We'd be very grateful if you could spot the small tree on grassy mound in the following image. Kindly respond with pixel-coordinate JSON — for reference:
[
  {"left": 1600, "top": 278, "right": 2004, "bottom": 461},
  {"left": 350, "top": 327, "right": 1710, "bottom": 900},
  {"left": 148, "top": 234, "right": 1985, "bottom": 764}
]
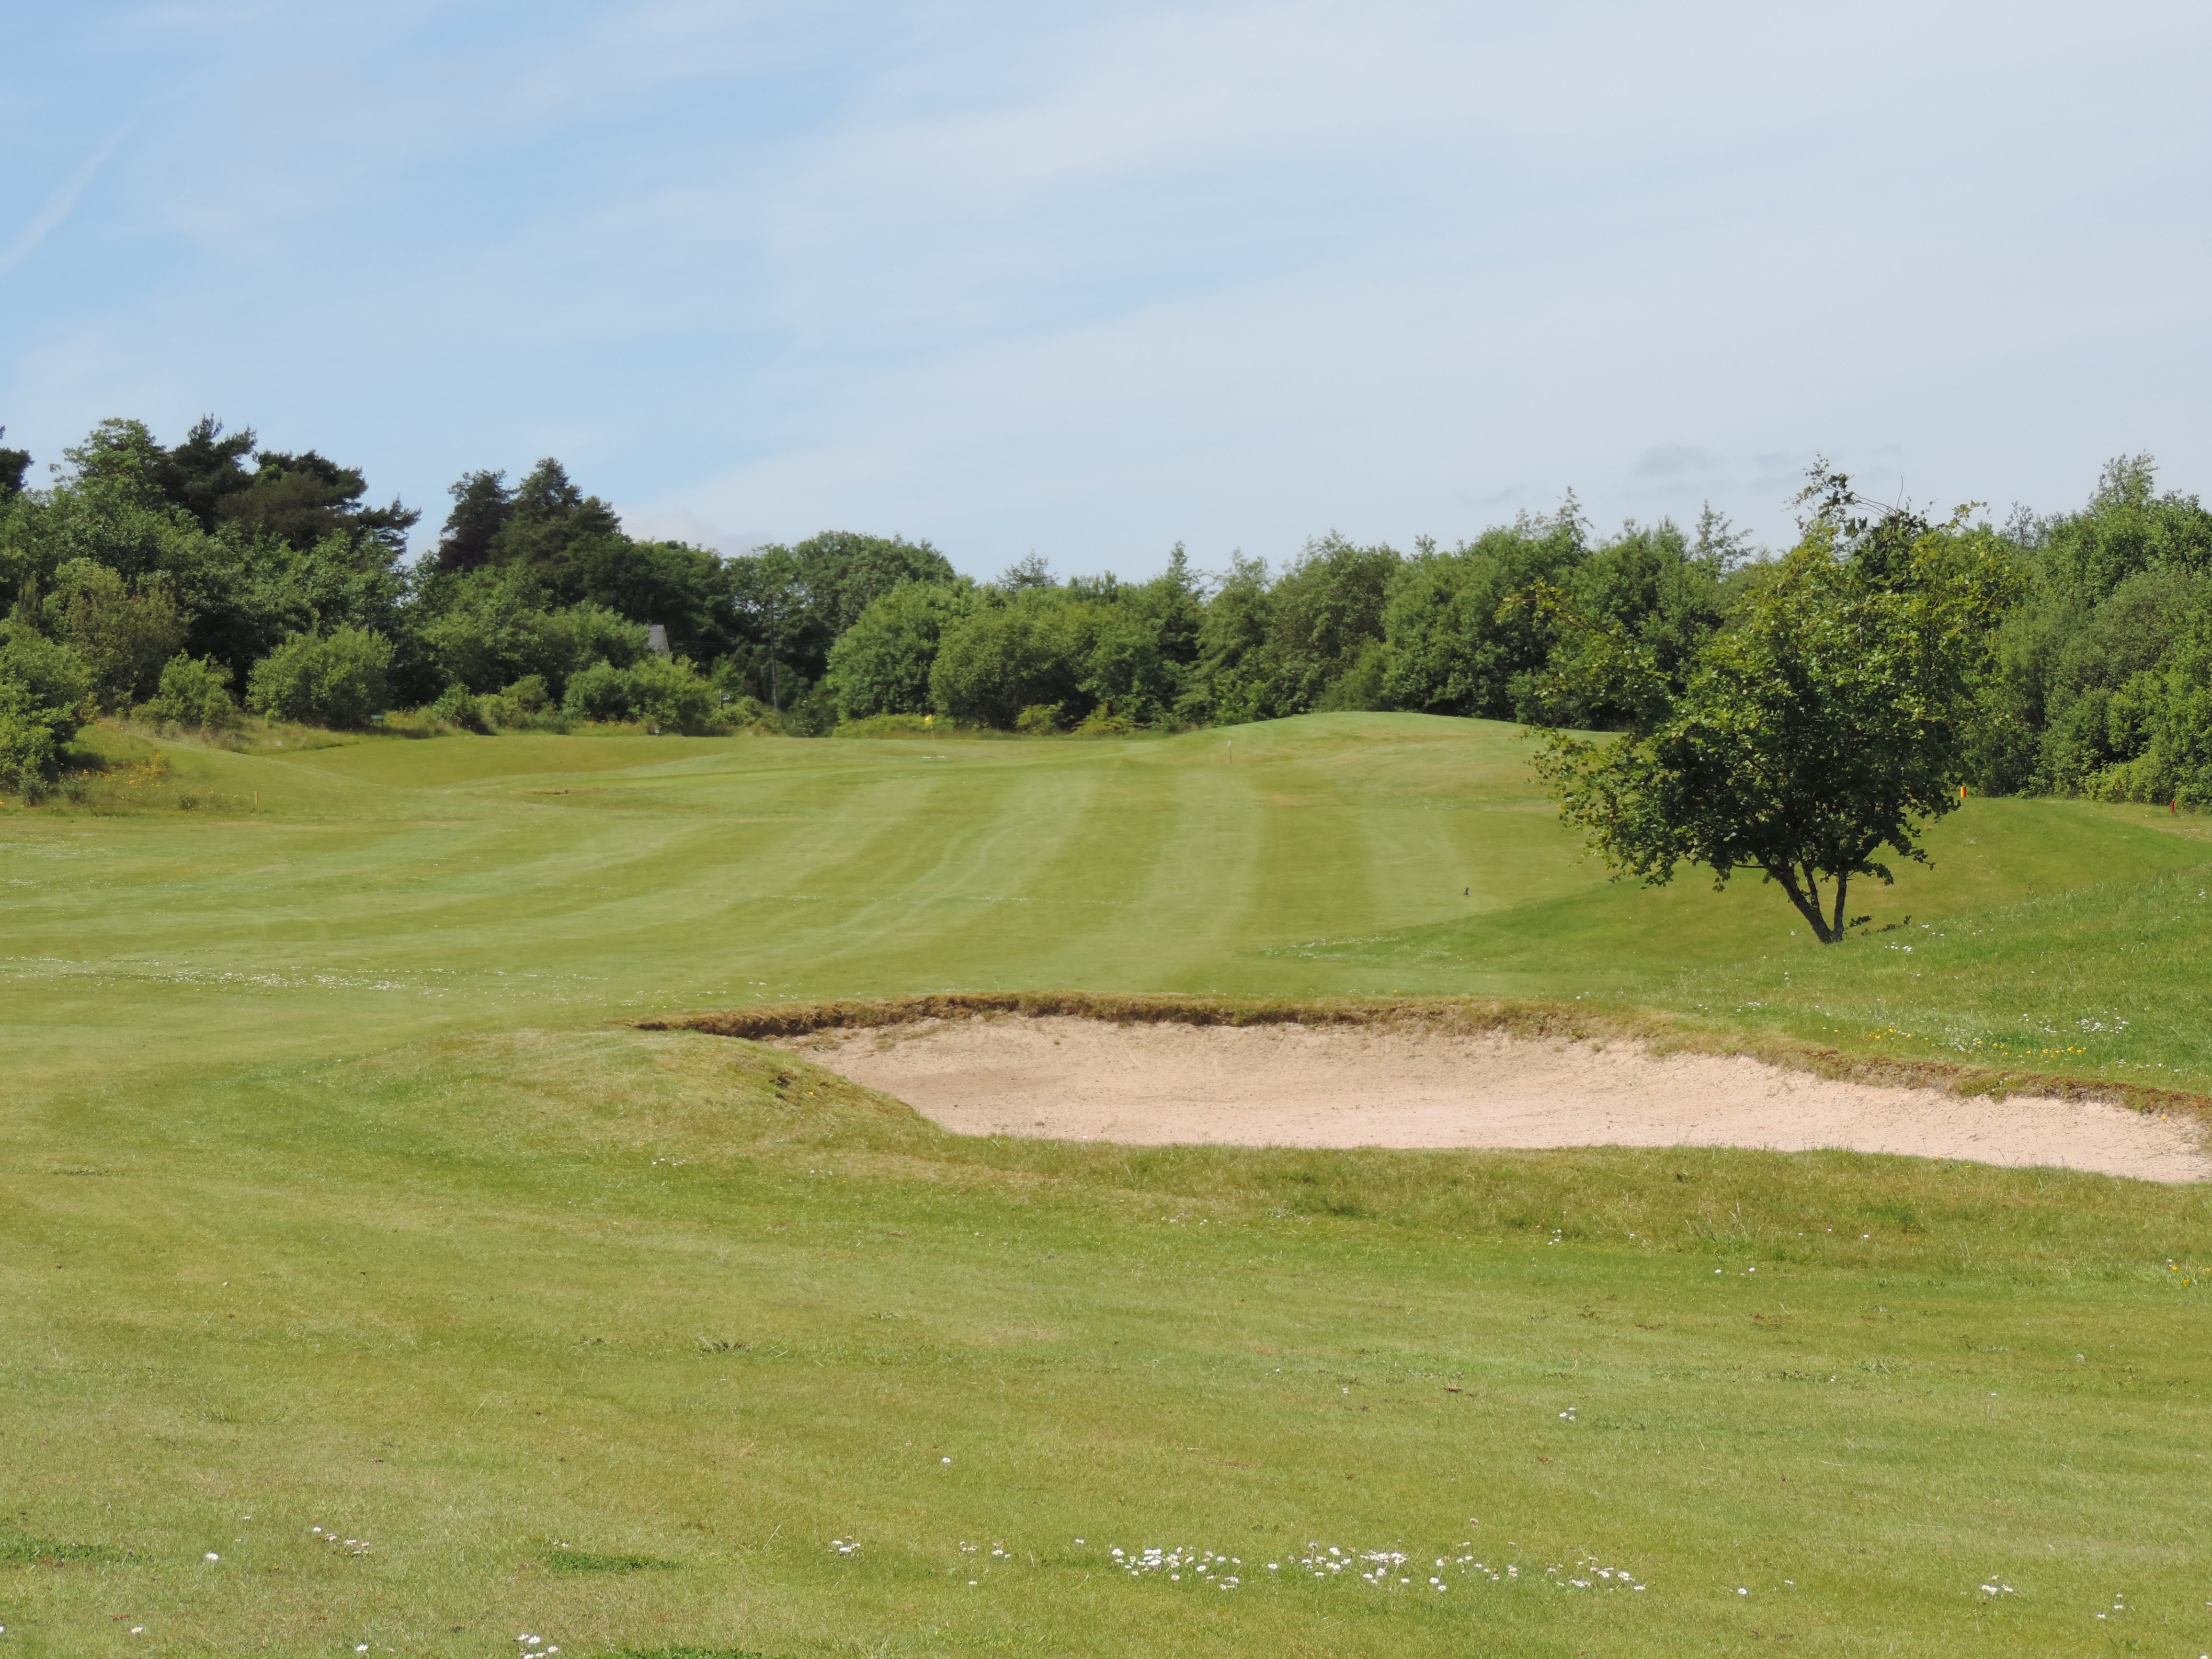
[{"left": 1532, "top": 472, "right": 2023, "bottom": 942}]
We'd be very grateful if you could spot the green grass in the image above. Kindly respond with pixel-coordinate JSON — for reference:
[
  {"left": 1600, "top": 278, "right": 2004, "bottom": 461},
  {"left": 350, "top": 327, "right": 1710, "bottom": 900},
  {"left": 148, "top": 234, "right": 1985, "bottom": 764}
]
[{"left": 2, "top": 714, "right": 2209, "bottom": 1656}]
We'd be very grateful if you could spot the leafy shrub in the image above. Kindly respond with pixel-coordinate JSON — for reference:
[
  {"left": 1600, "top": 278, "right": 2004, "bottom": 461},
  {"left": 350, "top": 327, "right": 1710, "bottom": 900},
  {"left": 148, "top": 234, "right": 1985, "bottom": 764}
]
[
  {"left": 0, "top": 625, "right": 92, "bottom": 797},
  {"left": 245, "top": 626, "right": 393, "bottom": 727},
  {"left": 474, "top": 674, "right": 558, "bottom": 730},
  {"left": 562, "top": 659, "right": 634, "bottom": 722},
  {"left": 0, "top": 624, "right": 94, "bottom": 718},
  {"left": 560, "top": 656, "right": 720, "bottom": 732},
  {"left": 556, "top": 604, "right": 650, "bottom": 675},
  {"left": 1072, "top": 704, "right": 1137, "bottom": 736},
  {"left": 502, "top": 673, "right": 550, "bottom": 713},
  {"left": 0, "top": 682, "right": 62, "bottom": 797},
  {"left": 429, "top": 683, "right": 490, "bottom": 732},
  {"left": 626, "top": 654, "right": 718, "bottom": 733},
  {"left": 832, "top": 711, "right": 950, "bottom": 738},
  {"left": 140, "top": 653, "right": 241, "bottom": 730},
  {"left": 0, "top": 628, "right": 94, "bottom": 800},
  {"left": 1015, "top": 702, "right": 1063, "bottom": 734}
]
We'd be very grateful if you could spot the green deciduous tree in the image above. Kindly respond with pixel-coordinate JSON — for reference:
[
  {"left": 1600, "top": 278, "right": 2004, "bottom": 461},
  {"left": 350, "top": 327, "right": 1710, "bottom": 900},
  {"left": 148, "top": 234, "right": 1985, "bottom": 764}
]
[
  {"left": 1257, "top": 534, "right": 1398, "bottom": 714},
  {"left": 418, "top": 566, "right": 646, "bottom": 698},
  {"left": 1178, "top": 555, "right": 1273, "bottom": 726},
  {"left": 0, "top": 428, "right": 30, "bottom": 506},
  {"left": 422, "top": 457, "right": 735, "bottom": 658},
  {"left": 929, "top": 592, "right": 1095, "bottom": 729},
  {"left": 42, "top": 558, "right": 188, "bottom": 709},
  {"left": 1533, "top": 481, "right": 2022, "bottom": 942},
  {"left": 728, "top": 532, "right": 957, "bottom": 706},
  {"left": 824, "top": 580, "right": 979, "bottom": 719},
  {"left": 2036, "top": 454, "right": 2212, "bottom": 603},
  {"left": 1381, "top": 511, "right": 1584, "bottom": 717}
]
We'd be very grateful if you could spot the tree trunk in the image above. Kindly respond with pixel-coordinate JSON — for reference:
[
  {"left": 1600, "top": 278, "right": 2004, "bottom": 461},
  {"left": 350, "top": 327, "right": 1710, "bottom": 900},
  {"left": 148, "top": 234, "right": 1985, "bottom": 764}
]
[{"left": 1767, "top": 861, "right": 1836, "bottom": 943}]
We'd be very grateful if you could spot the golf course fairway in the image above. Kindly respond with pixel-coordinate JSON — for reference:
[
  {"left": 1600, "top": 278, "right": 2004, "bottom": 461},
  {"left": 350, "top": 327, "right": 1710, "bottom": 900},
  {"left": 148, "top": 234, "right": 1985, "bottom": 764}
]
[{"left": 3, "top": 713, "right": 2209, "bottom": 1657}]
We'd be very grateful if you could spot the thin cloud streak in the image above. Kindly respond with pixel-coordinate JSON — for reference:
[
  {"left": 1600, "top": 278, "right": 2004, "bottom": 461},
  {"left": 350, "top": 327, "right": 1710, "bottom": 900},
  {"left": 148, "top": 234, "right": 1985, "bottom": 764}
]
[{"left": 0, "top": 126, "right": 131, "bottom": 278}]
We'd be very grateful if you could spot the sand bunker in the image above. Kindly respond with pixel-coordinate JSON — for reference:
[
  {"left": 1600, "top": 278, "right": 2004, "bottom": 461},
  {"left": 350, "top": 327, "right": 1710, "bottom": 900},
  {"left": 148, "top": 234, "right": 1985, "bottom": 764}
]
[{"left": 780, "top": 1015, "right": 2210, "bottom": 1183}]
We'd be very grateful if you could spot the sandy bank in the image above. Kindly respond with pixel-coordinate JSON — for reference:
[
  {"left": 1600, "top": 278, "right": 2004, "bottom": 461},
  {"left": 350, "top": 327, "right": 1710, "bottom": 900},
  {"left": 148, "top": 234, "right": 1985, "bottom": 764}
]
[{"left": 777, "top": 1015, "right": 2209, "bottom": 1183}]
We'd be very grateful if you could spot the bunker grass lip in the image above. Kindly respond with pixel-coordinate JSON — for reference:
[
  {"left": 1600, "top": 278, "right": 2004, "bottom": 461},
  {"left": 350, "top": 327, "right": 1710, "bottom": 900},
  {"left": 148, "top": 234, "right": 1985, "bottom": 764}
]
[{"left": 641, "top": 990, "right": 2212, "bottom": 1133}]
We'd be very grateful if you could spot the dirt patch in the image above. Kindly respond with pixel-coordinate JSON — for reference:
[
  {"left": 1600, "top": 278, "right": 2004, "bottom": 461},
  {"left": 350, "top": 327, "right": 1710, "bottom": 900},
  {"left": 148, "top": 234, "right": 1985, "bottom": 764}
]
[{"left": 777, "top": 1015, "right": 2211, "bottom": 1183}]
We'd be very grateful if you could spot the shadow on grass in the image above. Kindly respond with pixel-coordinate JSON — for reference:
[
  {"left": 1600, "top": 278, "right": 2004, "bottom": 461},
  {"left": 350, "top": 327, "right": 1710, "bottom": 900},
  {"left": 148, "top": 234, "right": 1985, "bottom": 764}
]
[
  {"left": 545, "top": 1547, "right": 683, "bottom": 1575},
  {"left": 0, "top": 1535, "right": 120, "bottom": 1565}
]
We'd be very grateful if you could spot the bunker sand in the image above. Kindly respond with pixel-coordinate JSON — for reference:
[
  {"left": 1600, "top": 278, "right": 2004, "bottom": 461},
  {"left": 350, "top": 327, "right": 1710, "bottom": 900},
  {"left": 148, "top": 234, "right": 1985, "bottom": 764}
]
[{"left": 784, "top": 1015, "right": 2211, "bottom": 1183}]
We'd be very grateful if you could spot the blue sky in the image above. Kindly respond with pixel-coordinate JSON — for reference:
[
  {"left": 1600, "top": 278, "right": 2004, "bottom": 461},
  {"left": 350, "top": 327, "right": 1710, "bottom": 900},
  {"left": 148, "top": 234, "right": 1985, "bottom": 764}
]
[{"left": 3, "top": 2, "right": 2208, "bottom": 577}]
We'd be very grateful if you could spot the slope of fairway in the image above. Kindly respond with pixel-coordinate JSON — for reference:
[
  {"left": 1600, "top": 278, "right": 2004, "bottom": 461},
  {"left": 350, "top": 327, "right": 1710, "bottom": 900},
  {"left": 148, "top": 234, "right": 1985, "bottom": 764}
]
[
  {"left": 5, "top": 715, "right": 2212, "bottom": 1657},
  {"left": 6, "top": 715, "right": 2208, "bottom": 1093}
]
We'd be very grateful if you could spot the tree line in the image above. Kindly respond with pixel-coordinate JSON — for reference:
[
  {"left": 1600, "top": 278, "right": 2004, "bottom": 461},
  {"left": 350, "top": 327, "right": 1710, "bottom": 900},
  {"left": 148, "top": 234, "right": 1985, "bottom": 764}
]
[{"left": 1, "top": 416, "right": 2208, "bottom": 817}]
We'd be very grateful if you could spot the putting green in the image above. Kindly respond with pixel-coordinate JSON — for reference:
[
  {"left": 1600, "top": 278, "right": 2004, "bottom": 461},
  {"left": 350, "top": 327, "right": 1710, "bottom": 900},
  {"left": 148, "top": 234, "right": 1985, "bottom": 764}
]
[{"left": 2, "top": 716, "right": 2209, "bottom": 1657}]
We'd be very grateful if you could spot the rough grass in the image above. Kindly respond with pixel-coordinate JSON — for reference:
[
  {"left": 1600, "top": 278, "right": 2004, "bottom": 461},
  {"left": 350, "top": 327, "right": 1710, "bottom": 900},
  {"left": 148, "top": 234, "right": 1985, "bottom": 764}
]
[{"left": 3, "top": 1027, "right": 2208, "bottom": 1658}]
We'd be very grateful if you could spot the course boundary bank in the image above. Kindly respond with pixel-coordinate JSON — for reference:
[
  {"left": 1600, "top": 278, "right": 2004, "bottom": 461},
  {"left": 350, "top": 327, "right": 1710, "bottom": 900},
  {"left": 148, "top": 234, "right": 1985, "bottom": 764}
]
[{"left": 639, "top": 992, "right": 2211, "bottom": 1124}]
